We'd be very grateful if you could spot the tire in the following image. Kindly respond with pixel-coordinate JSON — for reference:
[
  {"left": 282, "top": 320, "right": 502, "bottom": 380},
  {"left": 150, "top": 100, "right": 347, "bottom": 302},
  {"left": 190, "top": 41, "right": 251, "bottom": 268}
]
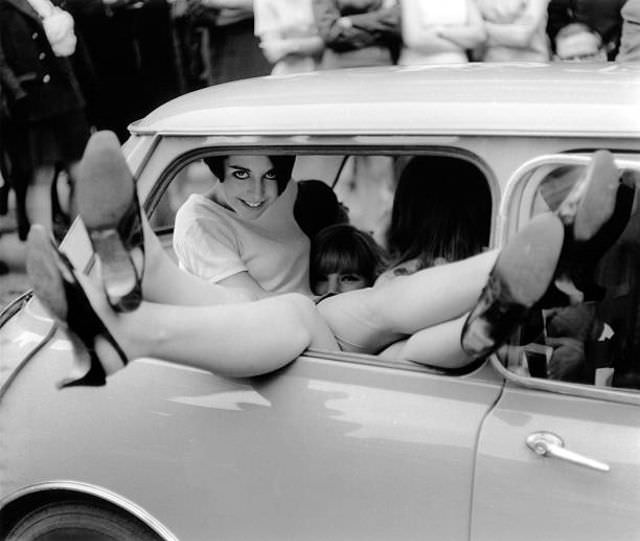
[{"left": 5, "top": 499, "right": 163, "bottom": 541}]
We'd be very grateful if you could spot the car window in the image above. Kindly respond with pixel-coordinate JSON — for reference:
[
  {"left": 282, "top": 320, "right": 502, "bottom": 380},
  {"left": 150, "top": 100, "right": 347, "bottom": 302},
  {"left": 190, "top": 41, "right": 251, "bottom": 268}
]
[
  {"left": 149, "top": 149, "right": 494, "bottom": 368},
  {"left": 503, "top": 160, "right": 640, "bottom": 393}
]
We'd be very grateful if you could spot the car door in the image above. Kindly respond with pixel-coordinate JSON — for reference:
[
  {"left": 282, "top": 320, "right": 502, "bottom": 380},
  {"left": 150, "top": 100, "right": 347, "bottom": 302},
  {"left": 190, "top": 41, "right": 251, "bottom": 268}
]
[{"left": 471, "top": 153, "right": 640, "bottom": 541}]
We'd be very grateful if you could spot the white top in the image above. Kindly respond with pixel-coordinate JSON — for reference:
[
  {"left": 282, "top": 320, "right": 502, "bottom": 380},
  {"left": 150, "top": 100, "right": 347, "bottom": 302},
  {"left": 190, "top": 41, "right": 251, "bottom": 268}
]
[
  {"left": 173, "top": 180, "right": 312, "bottom": 296},
  {"left": 400, "top": 0, "right": 470, "bottom": 64}
]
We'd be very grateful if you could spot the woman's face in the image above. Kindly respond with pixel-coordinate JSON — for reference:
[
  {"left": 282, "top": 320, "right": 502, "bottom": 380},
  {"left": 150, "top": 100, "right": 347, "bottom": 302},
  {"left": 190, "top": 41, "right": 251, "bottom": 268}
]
[
  {"left": 313, "top": 272, "right": 368, "bottom": 296},
  {"left": 220, "top": 155, "right": 280, "bottom": 220}
]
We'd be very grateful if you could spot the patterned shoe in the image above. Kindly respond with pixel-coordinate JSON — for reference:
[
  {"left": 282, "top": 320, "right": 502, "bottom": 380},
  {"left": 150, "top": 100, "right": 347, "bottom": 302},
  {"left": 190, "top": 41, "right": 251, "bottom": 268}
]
[
  {"left": 461, "top": 214, "right": 564, "bottom": 359},
  {"left": 27, "top": 225, "right": 129, "bottom": 388}
]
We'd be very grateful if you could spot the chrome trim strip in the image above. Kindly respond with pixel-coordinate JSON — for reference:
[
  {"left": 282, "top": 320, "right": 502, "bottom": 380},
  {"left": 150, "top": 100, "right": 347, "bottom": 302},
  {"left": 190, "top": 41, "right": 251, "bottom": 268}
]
[
  {"left": 490, "top": 355, "right": 640, "bottom": 406},
  {"left": 0, "top": 320, "right": 56, "bottom": 402},
  {"left": 498, "top": 153, "right": 640, "bottom": 246},
  {"left": 0, "top": 481, "right": 180, "bottom": 541}
]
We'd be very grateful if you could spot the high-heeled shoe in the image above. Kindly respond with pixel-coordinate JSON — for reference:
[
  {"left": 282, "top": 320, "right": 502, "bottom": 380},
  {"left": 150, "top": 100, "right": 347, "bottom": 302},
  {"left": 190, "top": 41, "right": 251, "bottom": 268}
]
[
  {"left": 26, "top": 225, "right": 129, "bottom": 388},
  {"left": 77, "top": 131, "right": 145, "bottom": 313},
  {"left": 461, "top": 151, "right": 636, "bottom": 359}
]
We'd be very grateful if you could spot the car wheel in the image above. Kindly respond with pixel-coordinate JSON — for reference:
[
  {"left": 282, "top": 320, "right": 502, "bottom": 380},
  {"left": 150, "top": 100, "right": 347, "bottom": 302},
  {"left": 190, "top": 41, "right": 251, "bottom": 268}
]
[{"left": 5, "top": 499, "right": 163, "bottom": 541}]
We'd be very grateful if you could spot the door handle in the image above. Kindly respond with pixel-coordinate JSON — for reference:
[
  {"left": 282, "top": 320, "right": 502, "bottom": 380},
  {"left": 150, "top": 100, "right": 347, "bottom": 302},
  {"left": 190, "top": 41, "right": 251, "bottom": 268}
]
[{"left": 526, "top": 432, "right": 610, "bottom": 472}]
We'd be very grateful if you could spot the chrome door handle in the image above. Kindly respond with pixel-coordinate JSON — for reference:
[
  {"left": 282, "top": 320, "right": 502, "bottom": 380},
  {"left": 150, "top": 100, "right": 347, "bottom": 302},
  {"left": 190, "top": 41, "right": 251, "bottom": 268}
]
[{"left": 526, "top": 432, "right": 610, "bottom": 472}]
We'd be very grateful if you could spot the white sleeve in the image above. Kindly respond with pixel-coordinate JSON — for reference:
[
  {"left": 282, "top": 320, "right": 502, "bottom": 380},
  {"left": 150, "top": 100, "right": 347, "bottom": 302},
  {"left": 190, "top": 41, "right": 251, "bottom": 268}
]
[{"left": 173, "top": 209, "right": 247, "bottom": 283}]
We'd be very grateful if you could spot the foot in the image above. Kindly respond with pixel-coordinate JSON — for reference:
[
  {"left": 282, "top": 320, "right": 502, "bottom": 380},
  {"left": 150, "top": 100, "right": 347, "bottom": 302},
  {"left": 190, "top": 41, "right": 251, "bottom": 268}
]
[
  {"left": 555, "top": 150, "right": 635, "bottom": 298},
  {"left": 77, "top": 131, "right": 145, "bottom": 312},
  {"left": 26, "top": 225, "right": 133, "bottom": 386},
  {"left": 461, "top": 214, "right": 564, "bottom": 359}
]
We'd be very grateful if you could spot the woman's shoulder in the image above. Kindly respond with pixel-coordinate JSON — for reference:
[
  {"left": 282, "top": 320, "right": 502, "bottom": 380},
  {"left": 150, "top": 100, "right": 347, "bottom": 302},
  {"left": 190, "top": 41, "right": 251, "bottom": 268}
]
[{"left": 175, "top": 193, "right": 236, "bottom": 231}]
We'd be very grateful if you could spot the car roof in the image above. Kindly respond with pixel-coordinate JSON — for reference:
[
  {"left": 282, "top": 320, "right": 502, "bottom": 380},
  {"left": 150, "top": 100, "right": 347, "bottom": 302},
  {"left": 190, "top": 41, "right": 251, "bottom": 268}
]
[{"left": 132, "top": 63, "right": 640, "bottom": 138}]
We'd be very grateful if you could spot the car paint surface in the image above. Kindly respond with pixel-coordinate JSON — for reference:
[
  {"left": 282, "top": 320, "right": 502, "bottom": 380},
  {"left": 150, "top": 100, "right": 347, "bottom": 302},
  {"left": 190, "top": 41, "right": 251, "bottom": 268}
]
[{"left": 1, "top": 64, "right": 640, "bottom": 540}]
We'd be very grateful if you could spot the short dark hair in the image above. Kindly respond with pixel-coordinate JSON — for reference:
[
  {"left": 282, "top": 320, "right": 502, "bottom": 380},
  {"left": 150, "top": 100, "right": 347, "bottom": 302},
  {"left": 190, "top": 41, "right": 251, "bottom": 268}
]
[
  {"left": 294, "top": 179, "right": 349, "bottom": 239},
  {"left": 310, "top": 224, "right": 386, "bottom": 291},
  {"left": 203, "top": 155, "right": 296, "bottom": 194}
]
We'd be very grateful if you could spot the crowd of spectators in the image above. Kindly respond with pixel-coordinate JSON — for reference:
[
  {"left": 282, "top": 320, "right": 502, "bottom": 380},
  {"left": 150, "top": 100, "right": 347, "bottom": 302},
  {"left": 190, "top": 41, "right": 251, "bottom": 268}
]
[{"left": 0, "top": 0, "right": 639, "bottom": 274}]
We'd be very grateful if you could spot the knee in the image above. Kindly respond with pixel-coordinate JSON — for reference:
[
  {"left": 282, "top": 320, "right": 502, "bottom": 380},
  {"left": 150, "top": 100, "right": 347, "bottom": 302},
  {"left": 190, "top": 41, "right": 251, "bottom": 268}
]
[{"left": 279, "top": 293, "right": 321, "bottom": 344}]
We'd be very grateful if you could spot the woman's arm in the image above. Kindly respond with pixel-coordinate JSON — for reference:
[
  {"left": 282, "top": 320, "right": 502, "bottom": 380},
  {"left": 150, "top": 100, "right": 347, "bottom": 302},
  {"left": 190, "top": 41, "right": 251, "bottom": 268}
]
[
  {"left": 216, "top": 271, "right": 273, "bottom": 301},
  {"left": 200, "top": 0, "right": 253, "bottom": 9},
  {"left": 313, "top": 0, "right": 399, "bottom": 51},
  {"left": 259, "top": 33, "right": 324, "bottom": 63},
  {"left": 436, "top": 0, "right": 487, "bottom": 50},
  {"left": 401, "top": 0, "right": 465, "bottom": 52},
  {"left": 484, "top": 0, "right": 549, "bottom": 48}
]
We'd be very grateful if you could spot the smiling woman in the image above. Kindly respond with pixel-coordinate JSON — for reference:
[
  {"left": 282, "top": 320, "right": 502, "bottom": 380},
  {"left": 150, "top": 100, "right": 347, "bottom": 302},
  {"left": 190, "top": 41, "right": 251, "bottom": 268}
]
[{"left": 172, "top": 154, "right": 312, "bottom": 299}]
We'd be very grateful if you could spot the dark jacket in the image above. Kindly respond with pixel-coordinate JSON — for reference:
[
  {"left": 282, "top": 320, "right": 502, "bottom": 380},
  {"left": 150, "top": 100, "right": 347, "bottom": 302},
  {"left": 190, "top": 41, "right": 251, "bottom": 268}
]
[
  {"left": 313, "top": 0, "right": 400, "bottom": 52},
  {"left": 0, "top": 0, "right": 85, "bottom": 122}
]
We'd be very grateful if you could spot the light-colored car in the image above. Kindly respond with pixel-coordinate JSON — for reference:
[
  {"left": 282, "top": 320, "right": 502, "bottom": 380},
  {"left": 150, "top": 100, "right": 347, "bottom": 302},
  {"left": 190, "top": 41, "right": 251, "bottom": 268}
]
[{"left": 1, "top": 64, "right": 640, "bottom": 541}]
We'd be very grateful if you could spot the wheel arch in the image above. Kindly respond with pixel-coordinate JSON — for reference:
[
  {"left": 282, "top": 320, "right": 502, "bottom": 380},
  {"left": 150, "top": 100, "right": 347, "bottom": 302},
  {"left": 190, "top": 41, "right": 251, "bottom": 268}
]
[{"left": 0, "top": 481, "right": 179, "bottom": 541}]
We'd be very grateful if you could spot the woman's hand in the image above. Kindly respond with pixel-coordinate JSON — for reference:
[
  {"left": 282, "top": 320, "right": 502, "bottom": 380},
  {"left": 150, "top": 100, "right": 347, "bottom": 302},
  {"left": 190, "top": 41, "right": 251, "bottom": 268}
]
[{"left": 259, "top": 38, "right": 292, "bottom": 64}]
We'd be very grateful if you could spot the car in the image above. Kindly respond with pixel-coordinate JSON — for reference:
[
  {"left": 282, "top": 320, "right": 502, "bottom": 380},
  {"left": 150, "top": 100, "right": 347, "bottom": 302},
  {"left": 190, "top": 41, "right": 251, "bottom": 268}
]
[{"left": 1, "top": 63, "right": 640, "bottom": 541}]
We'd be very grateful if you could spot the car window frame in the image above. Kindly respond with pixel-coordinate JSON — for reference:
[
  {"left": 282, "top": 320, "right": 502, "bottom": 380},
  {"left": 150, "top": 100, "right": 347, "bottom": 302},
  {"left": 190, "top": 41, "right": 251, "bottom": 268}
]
[
  {"left": 496, "top": 151, "right": 640, "bottom": 406},
  {"left": 139, "top": 136, "right": 500, "bottom": 377}
]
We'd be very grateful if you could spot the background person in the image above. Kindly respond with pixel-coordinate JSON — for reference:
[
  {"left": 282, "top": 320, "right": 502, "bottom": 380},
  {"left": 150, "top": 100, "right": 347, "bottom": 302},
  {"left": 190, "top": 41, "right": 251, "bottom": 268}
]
[
  {"left": 0, "top": 0, "right": 91, "bottom": 241},
  {"left": 398, "top": 0, "right": 486, "bottom": 65},
  {"left": 254, "top": 0, "right": 325, "bottom": 74},
  {"left": 476, "top": 0, "right": 551, "bottom": 61},
  {"left": 552, "top": 22, "right": 608, "bottom": 61},
  {"left": 547, "top": 0, "right": 624, "bottom": 60},
  {"left": 617, "top": 0, "right": 640, "bottom": 62}
]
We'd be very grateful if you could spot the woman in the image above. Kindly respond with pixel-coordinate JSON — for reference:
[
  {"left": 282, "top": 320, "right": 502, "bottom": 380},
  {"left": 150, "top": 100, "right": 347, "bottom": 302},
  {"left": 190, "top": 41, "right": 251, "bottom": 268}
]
[
  {"left": 476, "top": 0, "right": 551, "bottom": 61},
  {"left": 313, "top": 0, "right": 401, "bottom": 69},
  {"left": 173, "top": 154, "right": 312, "bottom": 299},
  {"left": 254, "top": 0, "right": 325, "bottom": 74},
  {"left": 26, "top": 132, "right": 635, "bottom": 387},
  {"left": 399, "top": 0, "right": 486, "bottom": 65},
  {"left": 0, "top": 0, "right": 91, "bottom": 240},
  {"left": 310, "top": 223, "right": 386, "bottom": 297}
]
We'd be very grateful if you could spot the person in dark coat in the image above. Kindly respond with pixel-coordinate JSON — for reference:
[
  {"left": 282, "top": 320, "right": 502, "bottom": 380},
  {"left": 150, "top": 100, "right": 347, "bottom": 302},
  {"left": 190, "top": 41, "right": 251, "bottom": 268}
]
[{"left": 0, "top": 0, "right": 91, "bottom": 240}]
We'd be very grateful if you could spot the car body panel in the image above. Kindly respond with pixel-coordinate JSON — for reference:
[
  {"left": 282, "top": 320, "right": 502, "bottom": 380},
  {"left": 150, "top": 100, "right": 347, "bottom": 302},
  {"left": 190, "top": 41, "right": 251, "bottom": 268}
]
[
  {"left": 473, "top": 383, "right": 640, "bottom": 541},
  {"left": 1, "top": 301, "right": 502, "bottom": 539},
  {"left": 135, "top": 64, "right": 640, "bottom": 138}
]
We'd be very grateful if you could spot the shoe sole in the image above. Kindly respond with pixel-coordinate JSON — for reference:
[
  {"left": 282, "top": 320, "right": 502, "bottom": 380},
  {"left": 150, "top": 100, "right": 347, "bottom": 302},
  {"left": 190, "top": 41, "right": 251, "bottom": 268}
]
[
  {"left": 461, "top": 214, "right": 564, "bottom": 358},
  {"left": 77, "top": 131, "right": 142, "bottom": 311},
  {"left": 494, "top": 214, "right": 564, "bottom": 306},
  {"left": 573, "top": 150, "right": 620, "bottom": 242},
  {"left": 77, "top": 131, "right": 135, "bottom": 231}
]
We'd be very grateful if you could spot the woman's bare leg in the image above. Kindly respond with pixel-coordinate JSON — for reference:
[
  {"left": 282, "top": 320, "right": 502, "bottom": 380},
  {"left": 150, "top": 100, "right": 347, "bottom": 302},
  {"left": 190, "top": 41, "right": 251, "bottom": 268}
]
[
  {"left": 317, "top": 250, "right": 498, "bottom": 353},
  {"left": 93, "top": 292, "right": 339, "bottom": 378},
  {"left": 393, "top": 315, "right": 469, "bottom": 368},
  {"left": 28, "top": 225, "right": 339, "bottom": 380}
]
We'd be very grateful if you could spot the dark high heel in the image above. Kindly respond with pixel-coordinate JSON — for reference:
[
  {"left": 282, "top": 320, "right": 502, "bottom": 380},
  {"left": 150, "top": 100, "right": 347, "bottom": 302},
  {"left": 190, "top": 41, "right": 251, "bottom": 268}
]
[
  {"left": 26, "top": 225, "right": 129, "bottom": 388},
  {"left": 77, "top": 131, "right": 145, "bottom": 313},
  {"left": 461, "top": 214, "right": 564, "bottom": 359},
  {"left": 461, "top": 151, "right": 636, "bottom": 359}
]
